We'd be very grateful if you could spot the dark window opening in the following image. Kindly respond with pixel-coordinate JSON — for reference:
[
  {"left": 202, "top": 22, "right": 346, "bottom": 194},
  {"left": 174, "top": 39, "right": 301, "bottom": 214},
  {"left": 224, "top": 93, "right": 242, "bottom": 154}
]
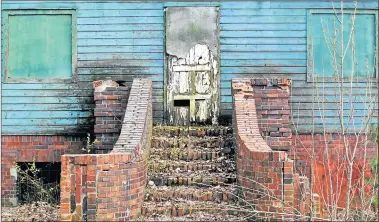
[
  {"left": 16, "top": 162, "right": 61, "bottom": 204},
  {"left": 174, "top": 99, "right": 190, "bottom": 107}
]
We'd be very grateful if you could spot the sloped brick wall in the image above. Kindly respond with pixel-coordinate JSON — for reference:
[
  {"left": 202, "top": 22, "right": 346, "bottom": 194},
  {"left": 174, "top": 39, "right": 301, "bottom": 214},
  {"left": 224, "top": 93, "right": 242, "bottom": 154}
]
[
  {"left": 232, "top": 79, "right": 320, "bottom": 220},
  {"left": 60, "top": 79, "right": 152, "bottom": 221},
  {"left": 232, "top": 78, "right": 292, "bottom": 151}
]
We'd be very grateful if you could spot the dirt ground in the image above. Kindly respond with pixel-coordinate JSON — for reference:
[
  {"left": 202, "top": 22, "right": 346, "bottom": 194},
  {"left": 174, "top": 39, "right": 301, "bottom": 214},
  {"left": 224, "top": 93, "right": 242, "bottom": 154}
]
[{"left": 1, "top": 202, "right": 59, "bottom": 221}]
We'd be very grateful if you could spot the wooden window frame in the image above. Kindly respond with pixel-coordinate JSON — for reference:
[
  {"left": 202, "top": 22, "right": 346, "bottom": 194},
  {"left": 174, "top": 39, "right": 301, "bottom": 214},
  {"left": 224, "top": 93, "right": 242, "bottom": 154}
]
[
  {"left": 2, "top": 9, "right": 77, "bottom": 83},
  {"left": 306, "top": 9, "right": 378, "bottom": 83}
]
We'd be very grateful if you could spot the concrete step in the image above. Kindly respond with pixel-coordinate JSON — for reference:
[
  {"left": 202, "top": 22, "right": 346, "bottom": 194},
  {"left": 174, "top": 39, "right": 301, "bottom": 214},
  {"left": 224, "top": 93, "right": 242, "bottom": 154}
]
[
  {"left": 151, "top": 136, "right": 232, "bottom": 150},
  {"left": 149, "top": 149, "right": 234, "bottom": 161},
  {"left": 140, "top": 201, "right": 245, "bottom": 218},
  {"left": 148, "top": 173, "right": 237, "bottom": 187},
  {"left": 144, "top": 186, "right": 239, "bottom": 203},
  {"left": 148, "top": 158, "right": 236, "bottom": 174},
  {"left": 153, "top": 126, "right": 233, "bottom": 138}
]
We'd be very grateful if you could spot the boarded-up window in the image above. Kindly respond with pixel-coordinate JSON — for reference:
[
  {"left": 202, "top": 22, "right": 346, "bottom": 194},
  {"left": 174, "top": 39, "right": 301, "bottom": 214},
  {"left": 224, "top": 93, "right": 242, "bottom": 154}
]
[
  {"left": 307, "top": 10, "right": 378, "bottom": 81},
  {"left": 4, "top": 10, "right": 77, "bottom": 82}
]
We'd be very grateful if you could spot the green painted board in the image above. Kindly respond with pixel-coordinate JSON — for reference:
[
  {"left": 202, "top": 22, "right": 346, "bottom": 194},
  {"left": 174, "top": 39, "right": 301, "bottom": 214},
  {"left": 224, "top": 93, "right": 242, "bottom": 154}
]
[
  {"left": 308, "top": 10, "right": 378, "bottom": 81},
  {"left": 4, "top": 10, "right": 77, "bottom": 82}
]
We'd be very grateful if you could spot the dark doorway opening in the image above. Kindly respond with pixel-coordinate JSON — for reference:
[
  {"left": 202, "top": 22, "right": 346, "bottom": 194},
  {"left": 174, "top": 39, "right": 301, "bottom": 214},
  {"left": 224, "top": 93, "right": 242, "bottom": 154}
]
[{"left": 16, "top": 162, "right": 61, "bottom": 204}]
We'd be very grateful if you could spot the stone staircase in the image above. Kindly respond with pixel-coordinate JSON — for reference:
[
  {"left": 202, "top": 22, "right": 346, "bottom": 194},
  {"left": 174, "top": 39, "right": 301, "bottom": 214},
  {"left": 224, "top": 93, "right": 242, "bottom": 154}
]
[{"left": 134, "top": 126, "right": 247, "bottom": 221}]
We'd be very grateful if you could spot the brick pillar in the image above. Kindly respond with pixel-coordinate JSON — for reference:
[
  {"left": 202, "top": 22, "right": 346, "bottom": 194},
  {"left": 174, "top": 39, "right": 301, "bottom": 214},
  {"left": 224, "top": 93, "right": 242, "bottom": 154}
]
[
  {"left": 251, "top": 78, "right": 292, "bottom": 151},
  {"left": 93, "top": 82, "right": 130, "bottom": 154},
  {"left": 1, "top": 149, "right": 18, "bottom": 206}
]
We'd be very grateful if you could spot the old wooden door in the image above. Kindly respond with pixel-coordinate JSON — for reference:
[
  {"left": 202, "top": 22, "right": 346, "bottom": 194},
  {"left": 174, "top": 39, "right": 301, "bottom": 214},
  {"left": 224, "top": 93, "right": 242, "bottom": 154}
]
[{"left": 165, "top": 7, "right": 220, "bottom": 126}]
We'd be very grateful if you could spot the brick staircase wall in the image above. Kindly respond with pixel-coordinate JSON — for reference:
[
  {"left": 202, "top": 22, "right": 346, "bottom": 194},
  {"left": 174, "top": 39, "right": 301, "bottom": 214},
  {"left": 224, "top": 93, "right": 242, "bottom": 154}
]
[
  {"left": 60, "top": 79, "right": 152, "bottom": 221},
  {"left": 232, "top": 78, "right": 321, "bottom": 220},
  {"left": 232, "top": 78, "right": 292, "bottom": 151}
]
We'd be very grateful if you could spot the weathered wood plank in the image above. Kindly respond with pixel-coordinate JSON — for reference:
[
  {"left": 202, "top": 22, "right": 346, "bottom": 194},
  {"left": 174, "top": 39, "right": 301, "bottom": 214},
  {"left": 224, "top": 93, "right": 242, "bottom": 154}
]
[
  {"left": 2, "top": 97, "right": 92, "bottom": 104},
  {"left": 221, "top": 45, "right": 306, "bottom": 52},
  {"left": 78, "top": 17, "right": 164, "bottom": 25},
  {"left": 220, "top": 9, "right": 306, "bottom": 16},
  {"left": 1, "top": 81, "right": 163, "bottom": 90},
  {"left": 221, "top": 87, "right": 377, "bottom": 96},
  {"left": 2, "top": 104, "right": 94, "bottom": 111},
  {"left": 78, "top": 31, "right": 164, "bottom": 39},
  {"left": 79, "top": 74, "right": 163, "bottom": 82},
  {"left": 220, "top": 16, "right": 306, "bottom": 24},
  {"left": 2, "top": 89, "right": 94, "bottom": 97},
  {"left": 78, "top": 38, "right": 163, "bottom": 46},
  {"left": 270, "top": 1, "right": 378, "bottom": 9},
  {"left": 78, "top": 24, "right": 163, "bottom": 31},
  {"left": 221, "top": 24, "right": 305, "bottom": 31},
  {"left": 220, "top": 2, "right": 270, "bottom": 9},
  {"left": 221, "top": 31, "right": 306, "bottom": 38},
  {"left": 221, "top": 73, "right": 306, "bottom": 81},
  {"left": 77, "top": 9, "right": 163, "bottom": 17},
  {"left": 220, "top": 38, "right": 306, "bottom": 45},
  {"left": 78, "top": 52, "right": 163, "bottom": 60},
  {"left": 78, "top": 67, "right": 163, "bottom": 75},
  {"left": 221, "top": 52, "right": 305, "bottom": 60},
  {"left": 2, "top": 118, "right": 92, "bottom": 126},
  {"left": 78, "top": 45, "right": 164, "bottom": 53},
  {"left": 2, "top": 111, "right": 92, "bottom": 119},
  {"left": 78, "top": 59, "right": 163, "bottom": 68},
  {"left": 221, "top": 59, "right": 306, "bottom": 67},
  {"left": 221, "top": 67, "right": 306, "bottom": 74},
  {"left": 221, "top": 95, "right": 376, "bottom": 103},
  {"left": 221, "top": 102, "right": 376, "bottom": 111}
]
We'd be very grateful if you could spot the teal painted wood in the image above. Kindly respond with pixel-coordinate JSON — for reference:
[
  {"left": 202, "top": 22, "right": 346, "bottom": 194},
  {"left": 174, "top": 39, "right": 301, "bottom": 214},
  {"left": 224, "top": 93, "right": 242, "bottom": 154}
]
[
  {"left": 2, "top": 118, "right": 91, "bottom": 126},
  {"left": 270, "top": 1, "right": 378, "bottom": 8},
  {"left": 78, "top": 39, "right": 163, "bottom": 46},
  {"left": 220, "top": 45, "right": 306, "bottom": 52},
  {"left": 78, "top": 31, "right": 164, "bottom": 39},
  {"left": 77, "top": 9, "right": 163, "bottom": 17},
  {"left": 220, "top": 31, "right": 306, "bottom": 38},
  {"left": 221, "top": 52, "right": 306, "bottom": 60},
  {"left": 221, "top": 24, "right": 305, "bottom": 31},
  {"left": 2, "top": 111, "right": 92, "bottom": 119},
  {"left": 2, "top": 104, "right": 94, "bottom": 111},
  {"left": 1, "top": 0, "right": 378, "bottom": 135},
  {"left": 78, "top": 53, "right": 164, "bottom": 60},
  {"left": 78, "top": 24, "right": 164, "bottom": 31},
  {"left": 307, "top": 9, "right": 378, "bottom": 81},
  {"left": 221, "top": 60, "right": 306, "bottom": 67},
  {"left": 78, "top": 46, "right": 164, "bottom": 53},
  {"left": 220, "top": 16, "right": 306, "bottom": 23},
  {"left": 220, "top": 9, "right": 306, "bottom": 16},
  {"left": 220, "top": 38, "right": 306, "bottom": 45}
]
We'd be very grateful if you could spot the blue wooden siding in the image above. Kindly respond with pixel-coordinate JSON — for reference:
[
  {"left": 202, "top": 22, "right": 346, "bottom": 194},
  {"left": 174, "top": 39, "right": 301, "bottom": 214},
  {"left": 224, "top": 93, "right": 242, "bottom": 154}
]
[{"left": 1, "top": 1, "right": 378, "bottom": 134}]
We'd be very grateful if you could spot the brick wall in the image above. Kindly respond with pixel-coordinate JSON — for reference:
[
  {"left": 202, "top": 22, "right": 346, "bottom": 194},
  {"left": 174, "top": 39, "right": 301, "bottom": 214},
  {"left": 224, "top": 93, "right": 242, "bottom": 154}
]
[
  {"left": 1, "top": 136, "right": 85, "bottom": 206},
  {"left": 232, "top": 78, "right": 292, "bottom": 151},
  {"left": 232, "top": 79, "right": 320, "bottom": 220},
  {"left": 93, "top": 84, "right": 130, "bottom": 153},
  {"left": 60, "top": 79, "right": 152, "bottom": 221},
  {"left": 291, "top": 134, "right": 377, "bottom": 209}
]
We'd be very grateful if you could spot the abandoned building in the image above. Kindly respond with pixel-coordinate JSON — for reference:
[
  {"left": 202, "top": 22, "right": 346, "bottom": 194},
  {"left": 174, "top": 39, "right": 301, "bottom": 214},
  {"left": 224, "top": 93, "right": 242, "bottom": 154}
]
[{"left": 1, "top": 0, "right": 378, "bottom": 221}]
